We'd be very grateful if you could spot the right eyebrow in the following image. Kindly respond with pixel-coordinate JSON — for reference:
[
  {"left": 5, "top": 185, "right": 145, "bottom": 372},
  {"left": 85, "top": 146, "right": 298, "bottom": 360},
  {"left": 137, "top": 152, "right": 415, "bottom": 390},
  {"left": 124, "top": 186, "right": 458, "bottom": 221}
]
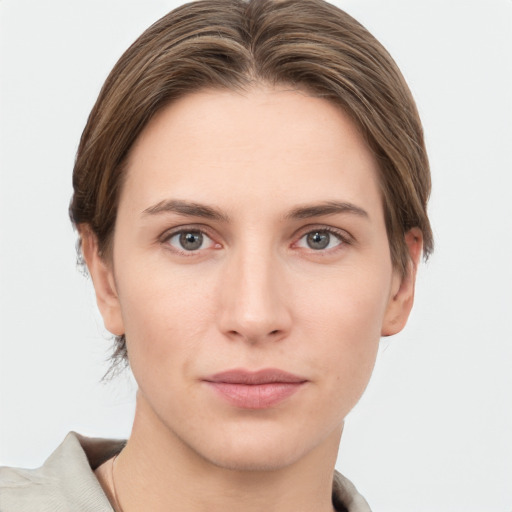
[{"left": 141, "top": 199, "right": 230, "bottom": 223}]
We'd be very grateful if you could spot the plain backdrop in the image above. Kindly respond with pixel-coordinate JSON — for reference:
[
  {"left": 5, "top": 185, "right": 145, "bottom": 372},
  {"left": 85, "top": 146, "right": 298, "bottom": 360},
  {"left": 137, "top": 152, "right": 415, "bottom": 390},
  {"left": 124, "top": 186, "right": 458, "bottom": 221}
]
[{"left": 0, "top": 1, "right": 511, "bottom": 511}]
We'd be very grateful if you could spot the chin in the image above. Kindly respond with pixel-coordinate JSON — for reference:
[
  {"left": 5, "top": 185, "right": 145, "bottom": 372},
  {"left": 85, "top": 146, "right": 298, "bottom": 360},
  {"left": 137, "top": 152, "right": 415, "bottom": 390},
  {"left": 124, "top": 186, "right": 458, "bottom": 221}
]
[
  {"left": 174, "top": 418, "right": 338, "bottom": 473},
  {"left": 194, "top": 437, "right": 306, "bottom": 472}
]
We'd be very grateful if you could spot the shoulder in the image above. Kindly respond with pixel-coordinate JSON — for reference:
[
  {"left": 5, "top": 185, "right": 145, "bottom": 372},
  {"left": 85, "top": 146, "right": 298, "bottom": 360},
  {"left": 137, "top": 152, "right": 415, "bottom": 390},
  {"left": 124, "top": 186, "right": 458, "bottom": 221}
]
[
  {"left": 0, "top": 432, "right": 124, "bottom": 512},
  {"left": 332, "top": 470, "right": 372, "bottom": 512}
]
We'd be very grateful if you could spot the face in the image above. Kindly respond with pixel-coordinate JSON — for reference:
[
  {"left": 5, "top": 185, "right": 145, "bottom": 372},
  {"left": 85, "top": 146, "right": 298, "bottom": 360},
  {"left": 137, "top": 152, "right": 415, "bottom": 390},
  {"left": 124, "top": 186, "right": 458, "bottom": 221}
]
[{"left": 85, "top": 86, "right": 419, "bottom": 471}]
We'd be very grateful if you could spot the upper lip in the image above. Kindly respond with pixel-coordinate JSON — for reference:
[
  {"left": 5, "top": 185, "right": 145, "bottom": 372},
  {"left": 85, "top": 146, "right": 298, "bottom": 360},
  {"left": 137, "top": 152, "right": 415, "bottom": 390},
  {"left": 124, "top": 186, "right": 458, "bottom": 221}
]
[{"left": 204, "top": 368, "right": 307, "bottom": 385}]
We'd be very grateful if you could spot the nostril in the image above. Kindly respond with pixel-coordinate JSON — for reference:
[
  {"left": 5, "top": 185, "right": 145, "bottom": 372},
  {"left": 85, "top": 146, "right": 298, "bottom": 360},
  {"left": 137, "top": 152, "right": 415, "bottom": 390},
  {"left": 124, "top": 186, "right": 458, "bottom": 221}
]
[{"left": 227, "top": 329, "right": 280, "bottom": 339}]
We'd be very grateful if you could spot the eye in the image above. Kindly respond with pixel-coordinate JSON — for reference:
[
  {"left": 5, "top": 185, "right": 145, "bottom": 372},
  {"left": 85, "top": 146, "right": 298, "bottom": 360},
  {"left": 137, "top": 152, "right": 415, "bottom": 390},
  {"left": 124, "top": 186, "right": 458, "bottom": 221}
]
[
  {"left": 296, "top": 229, "right": 345, "bottom": 251},
  {"left": 165, "top": 230, "right": 216, "bottom": 252}
]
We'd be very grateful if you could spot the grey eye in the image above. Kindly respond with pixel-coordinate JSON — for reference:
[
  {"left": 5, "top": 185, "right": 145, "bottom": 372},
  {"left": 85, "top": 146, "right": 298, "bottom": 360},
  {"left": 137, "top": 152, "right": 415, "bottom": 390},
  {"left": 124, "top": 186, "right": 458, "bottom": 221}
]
[
  {"left": 179, "top": 231, "right": 204, "bottom": 250},
  {"left": 166, "top": 230, "right": 215, "bottom": 252},
  {"left": 306, "top": 231, "right": 331, "bottom": 250},
  {"left": 296, "top": 229, "right": 343, "bottom": 251}
]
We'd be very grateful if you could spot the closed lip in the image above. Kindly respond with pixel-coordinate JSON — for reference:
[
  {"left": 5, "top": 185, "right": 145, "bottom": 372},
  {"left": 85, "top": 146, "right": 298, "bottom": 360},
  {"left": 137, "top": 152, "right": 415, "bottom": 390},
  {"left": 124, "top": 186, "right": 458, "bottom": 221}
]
[
  {"left": 203, "top": 368, "right": 308, "bottom": 409},
  {"left": 204, "top": 368, "right": 308, "bottom": 385}
]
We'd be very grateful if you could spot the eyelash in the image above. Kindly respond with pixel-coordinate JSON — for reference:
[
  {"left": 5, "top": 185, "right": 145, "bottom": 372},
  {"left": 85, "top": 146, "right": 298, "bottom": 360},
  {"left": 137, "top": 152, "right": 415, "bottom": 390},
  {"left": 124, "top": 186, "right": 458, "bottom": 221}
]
[
  {"left": 160, "top": 225, "right": 219, "bottom": 257},
  {"left": 159, "top": 225, "right": 352, "bottom": 256},
  {"left": 293, "top": 226, "right": 351, "bottom": 254}
]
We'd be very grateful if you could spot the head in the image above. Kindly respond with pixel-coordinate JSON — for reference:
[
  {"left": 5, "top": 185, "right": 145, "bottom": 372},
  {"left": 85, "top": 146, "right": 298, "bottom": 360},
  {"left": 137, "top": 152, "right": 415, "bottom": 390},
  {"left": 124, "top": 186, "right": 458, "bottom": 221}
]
[{"left": 70, "top": 0, "right": 432, "bottom": 470}]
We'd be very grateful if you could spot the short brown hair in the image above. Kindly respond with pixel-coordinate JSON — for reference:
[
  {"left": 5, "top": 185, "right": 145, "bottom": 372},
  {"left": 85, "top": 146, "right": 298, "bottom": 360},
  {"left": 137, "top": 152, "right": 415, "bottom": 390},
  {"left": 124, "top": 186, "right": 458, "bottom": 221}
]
[{"left": 70, "top": 0, "right": 433, "bottom": 370}]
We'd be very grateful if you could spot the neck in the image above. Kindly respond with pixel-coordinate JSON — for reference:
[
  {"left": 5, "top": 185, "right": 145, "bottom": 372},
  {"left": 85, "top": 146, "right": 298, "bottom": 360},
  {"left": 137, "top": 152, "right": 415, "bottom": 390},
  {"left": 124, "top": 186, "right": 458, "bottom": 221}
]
[{"left": 113, "top": 392, "right": 341, "bottom": 512}]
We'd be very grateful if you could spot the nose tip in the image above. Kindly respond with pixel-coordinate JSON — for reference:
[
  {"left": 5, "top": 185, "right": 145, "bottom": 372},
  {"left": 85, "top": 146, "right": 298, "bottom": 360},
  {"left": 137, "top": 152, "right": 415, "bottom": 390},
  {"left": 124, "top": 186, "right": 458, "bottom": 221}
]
[{"left": 217, "top": 255, "right": 292, "bottom": 344}]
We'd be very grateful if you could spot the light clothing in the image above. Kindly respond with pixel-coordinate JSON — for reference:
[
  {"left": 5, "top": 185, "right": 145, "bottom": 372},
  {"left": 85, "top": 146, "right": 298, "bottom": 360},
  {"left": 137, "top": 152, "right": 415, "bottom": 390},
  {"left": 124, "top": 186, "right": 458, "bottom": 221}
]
[{"left": 0, "top": 432, "right": 371, "bottom": 511}]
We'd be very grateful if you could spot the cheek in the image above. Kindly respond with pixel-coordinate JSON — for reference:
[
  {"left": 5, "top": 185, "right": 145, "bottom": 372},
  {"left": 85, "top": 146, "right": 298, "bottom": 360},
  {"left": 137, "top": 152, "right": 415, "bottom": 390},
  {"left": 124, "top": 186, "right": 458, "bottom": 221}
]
[
  {"left": 301, "top": 264, "right": 390, "bottom": 335},
  {"left": 114, "top": 260, "right": 218, "bottom": 379},
  {"left": 297, "top": 268, "right": 391, "bottom": 389}
]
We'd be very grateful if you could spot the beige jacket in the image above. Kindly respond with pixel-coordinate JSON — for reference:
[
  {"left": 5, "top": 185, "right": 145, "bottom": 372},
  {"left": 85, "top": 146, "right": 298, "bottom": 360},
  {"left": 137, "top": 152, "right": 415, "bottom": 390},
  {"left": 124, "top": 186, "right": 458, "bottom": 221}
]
[{"left": 0, "top": 432, "right": 371, "bottom": 512}]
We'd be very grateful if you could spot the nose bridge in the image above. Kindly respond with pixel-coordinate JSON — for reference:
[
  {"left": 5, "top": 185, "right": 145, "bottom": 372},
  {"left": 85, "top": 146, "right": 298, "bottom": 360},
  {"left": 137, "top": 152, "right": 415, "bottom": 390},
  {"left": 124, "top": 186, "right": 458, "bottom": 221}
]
[{"left": 218, "top": 237, "right": 291, "bottom": 343}]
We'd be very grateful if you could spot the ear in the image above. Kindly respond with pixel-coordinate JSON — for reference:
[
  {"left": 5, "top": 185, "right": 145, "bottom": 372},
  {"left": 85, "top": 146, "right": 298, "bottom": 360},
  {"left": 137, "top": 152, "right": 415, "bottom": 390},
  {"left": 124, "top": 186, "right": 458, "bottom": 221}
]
[
  {"left": 381, "top": 228, "right": 423, "bottom": 337},
  {"left": 80, "top": 226, "right": 125, "bottom": 336}
]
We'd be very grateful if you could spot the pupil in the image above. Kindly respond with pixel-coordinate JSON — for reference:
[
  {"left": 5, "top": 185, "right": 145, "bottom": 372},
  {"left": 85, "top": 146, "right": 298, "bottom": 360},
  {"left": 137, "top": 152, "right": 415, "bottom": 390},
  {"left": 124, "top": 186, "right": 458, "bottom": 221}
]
[
  {"left": 180, "top": 231, "right": 203, "bottom": 250},
  {"left": 307, "top": 231, "right": 329, "bottom": 250}
]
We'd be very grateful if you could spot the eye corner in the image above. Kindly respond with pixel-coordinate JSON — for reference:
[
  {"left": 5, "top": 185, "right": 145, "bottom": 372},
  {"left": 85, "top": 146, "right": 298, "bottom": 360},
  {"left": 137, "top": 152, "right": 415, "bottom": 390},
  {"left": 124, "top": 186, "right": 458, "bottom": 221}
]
[
  {"left": 159, "top": 225, "right": 221, "bottom": 256},
  {"left": 292, "top": 226, "right": 353, "bottom": 254}
]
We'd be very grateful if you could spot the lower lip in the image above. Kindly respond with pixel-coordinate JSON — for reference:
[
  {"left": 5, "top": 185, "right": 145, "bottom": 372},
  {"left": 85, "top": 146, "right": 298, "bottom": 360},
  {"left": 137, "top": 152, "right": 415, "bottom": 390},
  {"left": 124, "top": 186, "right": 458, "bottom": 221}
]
[{"left": 205, "top": 382, "right": 305, "bottom": 409}]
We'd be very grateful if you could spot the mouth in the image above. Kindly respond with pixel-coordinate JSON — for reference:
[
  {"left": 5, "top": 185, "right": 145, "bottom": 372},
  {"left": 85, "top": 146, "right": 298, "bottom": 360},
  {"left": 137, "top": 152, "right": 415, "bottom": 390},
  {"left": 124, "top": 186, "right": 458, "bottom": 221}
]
[{"left": 203, "top": 368, "right": 308, "bottom": 409}]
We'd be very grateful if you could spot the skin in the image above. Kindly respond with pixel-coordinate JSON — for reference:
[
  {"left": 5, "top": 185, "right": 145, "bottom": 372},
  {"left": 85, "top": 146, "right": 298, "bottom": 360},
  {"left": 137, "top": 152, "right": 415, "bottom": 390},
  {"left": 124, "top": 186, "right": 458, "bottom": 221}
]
[{"left": 86, "top": 86, "right": 422, "bottom": 512}]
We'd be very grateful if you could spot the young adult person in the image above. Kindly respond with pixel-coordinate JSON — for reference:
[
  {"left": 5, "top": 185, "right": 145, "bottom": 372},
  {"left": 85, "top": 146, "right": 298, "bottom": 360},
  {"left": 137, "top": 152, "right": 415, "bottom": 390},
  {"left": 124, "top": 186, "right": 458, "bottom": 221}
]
[{"left": 0, "top": 0, "right": 432, "bottom": 510}]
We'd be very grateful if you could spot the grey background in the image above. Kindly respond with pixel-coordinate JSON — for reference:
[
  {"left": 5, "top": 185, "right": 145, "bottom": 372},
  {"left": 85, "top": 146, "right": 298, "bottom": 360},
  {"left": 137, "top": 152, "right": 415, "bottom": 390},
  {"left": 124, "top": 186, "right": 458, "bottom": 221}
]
[{"left": 1, "top": 1, "right": 511, "bottom": 510}]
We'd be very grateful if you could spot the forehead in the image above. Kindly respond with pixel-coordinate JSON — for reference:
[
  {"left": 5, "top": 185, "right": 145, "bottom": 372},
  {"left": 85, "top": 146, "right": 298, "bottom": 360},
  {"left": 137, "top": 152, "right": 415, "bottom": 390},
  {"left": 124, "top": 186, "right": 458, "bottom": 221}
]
[{"left": 122, "top": 86, "right": 382, "bottom": 218}]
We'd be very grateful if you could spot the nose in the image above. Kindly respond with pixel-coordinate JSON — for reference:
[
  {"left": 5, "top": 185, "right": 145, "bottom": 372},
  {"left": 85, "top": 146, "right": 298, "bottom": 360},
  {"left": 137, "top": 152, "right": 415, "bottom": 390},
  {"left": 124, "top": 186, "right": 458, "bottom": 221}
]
[{"left": 217, "top": 243, "right": 292, "bottom": 344}]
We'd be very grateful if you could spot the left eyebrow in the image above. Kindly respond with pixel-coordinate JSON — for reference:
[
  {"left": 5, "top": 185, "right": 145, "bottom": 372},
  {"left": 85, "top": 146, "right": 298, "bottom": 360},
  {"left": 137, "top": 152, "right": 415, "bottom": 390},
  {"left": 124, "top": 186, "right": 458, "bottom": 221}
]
[{"left": 284, "top": 201, "right": 369, "bottom": 220}]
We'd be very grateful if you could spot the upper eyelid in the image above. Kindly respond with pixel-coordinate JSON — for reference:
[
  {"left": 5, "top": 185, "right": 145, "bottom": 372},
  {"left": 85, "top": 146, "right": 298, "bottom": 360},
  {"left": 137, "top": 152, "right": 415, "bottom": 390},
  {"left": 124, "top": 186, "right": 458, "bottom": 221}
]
[
  {"left": 159, "top": 223, "right": 217, "bottom": 241},
  {"left": 294, "top": 230, "right": 349, "bottom": 252},
  {"left": 293, "top": 224, "right": 353, "bottom": 243},
  {"left": 160, "top": 227, "right": 218, "bottom": 255}
]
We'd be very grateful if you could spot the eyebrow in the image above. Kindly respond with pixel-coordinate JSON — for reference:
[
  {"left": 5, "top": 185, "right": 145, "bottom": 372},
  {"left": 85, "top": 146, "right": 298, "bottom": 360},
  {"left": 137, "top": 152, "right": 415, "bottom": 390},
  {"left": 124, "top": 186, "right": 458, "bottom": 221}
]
[
  {"left": 142, "top": 199, "right": 230, "bottom": 222},
  {"left": 284, "top": 201, "right": 369, "bottom": 220},
  {"left": 142, "top": 199, "right": 368, "bottom": 223}
]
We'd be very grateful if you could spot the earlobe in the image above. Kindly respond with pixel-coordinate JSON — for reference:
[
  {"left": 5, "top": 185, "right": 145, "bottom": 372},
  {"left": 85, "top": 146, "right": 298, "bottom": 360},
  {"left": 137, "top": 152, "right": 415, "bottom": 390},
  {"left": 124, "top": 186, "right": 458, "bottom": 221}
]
[
  {"left": 381, "top": 228, "right": 423, "bottom": 337},
  {"left": 79, "top": 226, "right": 125, "bottom": 336}
]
